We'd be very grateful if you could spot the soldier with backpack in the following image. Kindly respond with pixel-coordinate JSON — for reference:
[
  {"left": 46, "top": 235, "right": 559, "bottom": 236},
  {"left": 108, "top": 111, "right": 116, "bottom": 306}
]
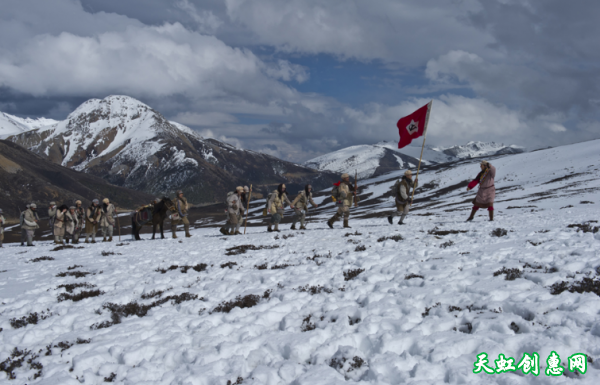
[
  {"left": 85, "top": 199, "right": 102, "bottom": 243},
  {"left": 48, "top": 201, "right": 57, "bottom": 236},
  {"left": 266, "top": 184, "right": 293, "bottom": 232},
  {"left": 291, "top": 184, "right": 318, "bottom": 230},
  {"left": 235, "top": 186, "right": 251, "bottom": 234},
  {"left": 327, "top": 173, "right": 357, "bottom": 229},
  {"left": 220, "top": 187, "right": 244, "bottom": 235},
  {"left": 387, "top": 170, "right": 418, "bottom": 225},
  {"left": 73, "top": 200, "right": 85, "bottom": 244},
  {"left": 20, "top": 204, "right": 30, "bottom": 246},
  {"left": 22, "top": 203, "right": 39, "bottom": 246},
  {"left": 53, "top": 204, "right": 69, "bottom": 244}
]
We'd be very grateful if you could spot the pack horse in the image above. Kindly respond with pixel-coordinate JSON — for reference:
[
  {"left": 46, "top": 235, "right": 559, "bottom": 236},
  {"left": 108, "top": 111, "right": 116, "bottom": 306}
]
[{"left": 131, "top": 197, "right": 177, "bottom": 240}]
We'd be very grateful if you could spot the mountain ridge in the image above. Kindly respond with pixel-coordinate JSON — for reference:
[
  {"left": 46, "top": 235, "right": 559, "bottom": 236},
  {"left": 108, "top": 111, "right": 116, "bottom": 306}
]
[
  {"left": 6, "top": 95, "right": 339, "bottom": 204},
  {"left": 304, "top": 140, "right": 525, "bottom": 179}
]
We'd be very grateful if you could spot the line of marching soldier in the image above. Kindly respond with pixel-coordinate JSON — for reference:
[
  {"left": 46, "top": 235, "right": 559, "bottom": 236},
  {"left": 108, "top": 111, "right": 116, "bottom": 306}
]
[
  {"left": 15, "top": 198, "right": 116, "bottom": 246},
  {"left": 1, "top": 162, "right": 496, "bottom": 245}
]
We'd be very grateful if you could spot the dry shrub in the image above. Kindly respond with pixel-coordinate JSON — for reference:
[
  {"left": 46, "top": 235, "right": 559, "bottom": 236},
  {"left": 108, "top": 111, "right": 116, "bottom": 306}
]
[
  {"left": 212, "top": 294, "right": 260, "bottom": 313},
  {"left": 343, "top": 268, "right": 365, "bottom": 281}
]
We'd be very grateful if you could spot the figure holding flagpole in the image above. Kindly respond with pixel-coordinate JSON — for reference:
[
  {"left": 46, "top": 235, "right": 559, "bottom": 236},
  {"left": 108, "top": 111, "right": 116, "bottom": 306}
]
[{"left": 387, "top": 101, "right": 432, "bottom": 225}]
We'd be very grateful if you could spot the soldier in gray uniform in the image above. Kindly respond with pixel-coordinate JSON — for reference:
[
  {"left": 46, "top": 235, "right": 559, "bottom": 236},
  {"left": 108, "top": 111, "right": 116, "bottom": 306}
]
[
  {"left": 290, "top": 184, "right": 318, "bottom": 230},
  {"left": 22, "top": 203, "right": 40, "bottom": 246},
  {"left": 387, "top": 170, "right": 418, "bottom": 225}
]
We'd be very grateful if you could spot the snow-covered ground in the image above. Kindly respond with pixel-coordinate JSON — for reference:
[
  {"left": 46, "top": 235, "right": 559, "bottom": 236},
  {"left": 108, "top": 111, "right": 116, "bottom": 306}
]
[{"left": 1, "top": 140, "right": 599, "bottom": 384}]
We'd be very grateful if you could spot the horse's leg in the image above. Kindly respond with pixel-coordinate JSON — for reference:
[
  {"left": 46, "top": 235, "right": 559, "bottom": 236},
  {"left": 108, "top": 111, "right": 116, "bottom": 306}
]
[
  {"left": 152, "top": 222, "right": 157, "bottom": 240},
  {"left": 160, "top": 220, "right": 165, "bottom": 239}
]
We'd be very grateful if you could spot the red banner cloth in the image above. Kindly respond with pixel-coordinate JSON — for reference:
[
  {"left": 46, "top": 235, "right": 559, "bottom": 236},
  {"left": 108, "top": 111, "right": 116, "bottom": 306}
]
[{"left": 397, "top": 101, "right": 432, "bottom": 149}]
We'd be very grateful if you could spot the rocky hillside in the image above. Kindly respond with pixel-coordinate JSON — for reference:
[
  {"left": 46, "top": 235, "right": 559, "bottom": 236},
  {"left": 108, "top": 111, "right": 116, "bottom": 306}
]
[
  {"left": 7, "top": 96, "right": 338, "bottom": 204},
  {"left": 305, "top": 140, "right": 525, "bottom": 179},
  {"left": 0, "top": 140, "right": 154, "bottom": 221}
]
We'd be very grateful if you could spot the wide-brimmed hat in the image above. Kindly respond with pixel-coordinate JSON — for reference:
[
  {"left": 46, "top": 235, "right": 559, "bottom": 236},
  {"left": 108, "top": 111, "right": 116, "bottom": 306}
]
[
  {"left": 75, "top": 200, "right": 82, "bottom": 205},
  {"left": 69, "top": 206, "right": 76, "bottom": 210},
  {"left": 92, "top": 199, "right": 99, "bottom": 204},
  {"left": 404, "top": 170, "right": 412, "bottom": 176},
  {"left": 30, "top": 203, "right": 37, "bottom": 208},
  {"left": 49, "top": 201, "right": 56, "bottom": 206},
  {"left": 341, "top": 173, "right": 349, "bottom": 179},
  {"left": 102, "top": 198, "right": 110, "bottom": 204},
  {"left": 236, "top": 186, "right": 244, "bottom": 192},
  {"left": 243, "top": 186, "right": 250, "bottom": 193}
]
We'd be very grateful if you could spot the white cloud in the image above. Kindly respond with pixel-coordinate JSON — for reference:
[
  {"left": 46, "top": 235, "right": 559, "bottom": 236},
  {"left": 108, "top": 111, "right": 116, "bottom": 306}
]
[
  {"left": 172, "top": 111, "right": 238, "bottom": 127},
  {"left": 224, "top": 0, "right": 491, "bottom": 64},
  {"left": 175, "top": 0, "right": 223, "bottom": 34}
]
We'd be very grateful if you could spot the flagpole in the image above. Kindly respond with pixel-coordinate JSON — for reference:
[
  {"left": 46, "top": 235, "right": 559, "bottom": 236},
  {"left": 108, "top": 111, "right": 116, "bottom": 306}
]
[{"left": 410, "top": 101, "right": 432, "bottom": 205}]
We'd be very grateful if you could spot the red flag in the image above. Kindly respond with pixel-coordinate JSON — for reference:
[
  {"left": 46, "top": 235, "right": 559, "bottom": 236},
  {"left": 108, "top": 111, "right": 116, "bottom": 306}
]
[{"left": 397, "top": 101, "right": 432, "bottom": 149}]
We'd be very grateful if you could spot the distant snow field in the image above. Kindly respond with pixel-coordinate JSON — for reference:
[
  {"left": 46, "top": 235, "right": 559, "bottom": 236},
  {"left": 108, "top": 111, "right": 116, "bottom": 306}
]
[{"left": 1, "top": 140, "right": 599, "bottom": 384}]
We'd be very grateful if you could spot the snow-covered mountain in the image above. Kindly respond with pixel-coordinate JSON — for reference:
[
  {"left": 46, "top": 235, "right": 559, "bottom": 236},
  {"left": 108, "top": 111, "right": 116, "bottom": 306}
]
[
  {"left": 1, "top": 139, "right": 599, "bottom": 384},
  {"left": 7, "top": 96, "right": 337, "bottom": 203},
  {"left": 304, "top": 140, "right": 525, "bottom": 179},
  {"left": 0, "top": 112, "right": 58, "bottom": 139}
]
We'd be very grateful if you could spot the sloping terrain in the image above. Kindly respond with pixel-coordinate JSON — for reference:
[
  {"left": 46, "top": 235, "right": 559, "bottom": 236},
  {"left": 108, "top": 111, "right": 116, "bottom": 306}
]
[
  {"left": 304, "top": 140, "right": 524, "bottom": 179},
  {"left": 0, "top": 140, "right": 154, "bottom": 222},
  {"left": 0, "top": 140, "right": 599, "bottom": 384},
  {"left": 7, "top": 96, "right": 338, "bottom": 204}
]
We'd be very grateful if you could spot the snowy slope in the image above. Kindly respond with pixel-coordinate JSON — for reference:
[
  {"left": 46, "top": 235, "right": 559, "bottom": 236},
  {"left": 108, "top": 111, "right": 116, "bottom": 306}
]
[
  {"left": 1, "top": 140, "right": 599, "bottom": 384},
  {"left": 305, "top": 141, "right": 525, "bottom": 178},
  {"left": 0, "top": 112, "right": 57, "bottom": 139}
]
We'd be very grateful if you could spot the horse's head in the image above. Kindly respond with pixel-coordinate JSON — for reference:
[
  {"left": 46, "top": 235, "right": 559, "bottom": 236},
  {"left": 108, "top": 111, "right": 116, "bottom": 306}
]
[{"left": 162, "top": 197, "right": 177, "bottom": 212}]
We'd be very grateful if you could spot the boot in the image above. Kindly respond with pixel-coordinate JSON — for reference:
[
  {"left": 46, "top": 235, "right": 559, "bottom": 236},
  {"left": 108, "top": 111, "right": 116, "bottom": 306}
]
[
  {"left": 108, "top": 236, "right": 113, "bottom": 242},
  {"left": 327, "top": 220, "right": 334, "bottom": 229},
  {"left": 343, "top": 220, "right": 351, "bottom": 228},
  {"left": 185, "top": 233, "right": 192, "bottom": 238},
  {"left": 91, "top": 240, "right": 96, "bottom": 244},
  {"left": 234, "top": 230, "right": 242, "bottom": 235},
  {"left": 184, "top": 225, "right": 192, "bottom": 238},
  {"left": 387, "top": 216, "right": 393, "bottom": 225},
  {"left": 172, "top": 232, "right": 178, "bottom": 239},
  {"left": 489, "top": 210, "right": 494, "bottom": 221},
  {"left": 300, "top": 225, "right": 307, "bottom": 230},
  {"left": 102, "top": 236, "right": 107, "bottom": 242},
  {"left": 267, "top": 225, "right": 273, "bottom": 232},
  {"left": 219, "top": 227, "right": 228, "bottom": 235},
  {"left": 274, "top": 224, "right": 280, "bottom": 232},
  {"left": 85, "top": 239, "right": 89, "bottom": 244},
  {"left": 398, "top": 214, "right": 406, "bottom": 225},
  {"left": 228, "top": 230, "right": 235, "bottom": 235},
  {"left": 466, "top": 208, "right": 477, "bottom": 222},
  {"left": 291, "top": 224, "right": 296, "bottom": 230}
]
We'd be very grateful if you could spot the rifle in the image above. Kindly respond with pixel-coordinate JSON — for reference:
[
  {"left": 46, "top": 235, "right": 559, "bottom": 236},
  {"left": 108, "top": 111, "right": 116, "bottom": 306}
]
[
  {"left": 243, "top": 184, "right": 252, "bottom": 235},
  {"left": 354, "top": 169, "right": 358, "bottom": 207}
]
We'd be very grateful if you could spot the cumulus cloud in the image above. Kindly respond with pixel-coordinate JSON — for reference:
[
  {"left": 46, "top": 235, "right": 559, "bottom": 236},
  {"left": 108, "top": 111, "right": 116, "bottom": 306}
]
[
  {"left": 1, "top": 0, "right": 598, "bottom": 163},
  {"left": 224, "top": 0, "right": 491, "bottom": 64}
]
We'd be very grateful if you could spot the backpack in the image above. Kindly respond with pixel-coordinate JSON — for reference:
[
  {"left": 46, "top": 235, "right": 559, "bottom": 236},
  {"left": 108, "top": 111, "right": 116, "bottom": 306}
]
[
  {"left": 225, "top": 191, "right": 234, "bottom": 211},
  {"left": 391, "top": 180, "right": 401, "bottom": 199},
  {"left": 331, "top": 185, "right": 340, "bottom": 203}
]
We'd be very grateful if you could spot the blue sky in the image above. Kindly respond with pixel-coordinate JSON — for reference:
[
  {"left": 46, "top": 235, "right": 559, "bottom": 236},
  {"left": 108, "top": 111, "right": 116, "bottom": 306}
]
[{"left": 1, "top": 0, "right": 599, "bottom": 161}]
